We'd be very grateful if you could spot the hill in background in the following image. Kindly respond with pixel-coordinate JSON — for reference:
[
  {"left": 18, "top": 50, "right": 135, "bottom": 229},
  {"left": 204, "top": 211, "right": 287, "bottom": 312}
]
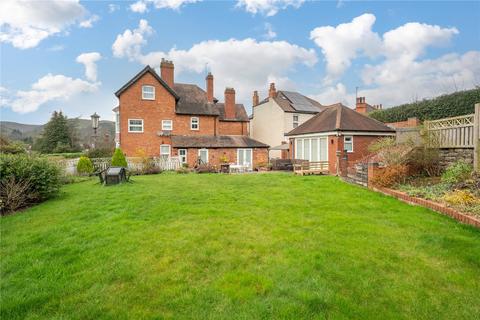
[{"left": 1, "top": 119, "right": 115, "bottom": 147}]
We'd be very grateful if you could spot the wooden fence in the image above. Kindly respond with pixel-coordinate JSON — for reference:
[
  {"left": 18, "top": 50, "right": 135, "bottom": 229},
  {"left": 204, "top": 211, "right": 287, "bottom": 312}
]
[{"left": 424, "top": 103, "right": 480, "bottom": 171}]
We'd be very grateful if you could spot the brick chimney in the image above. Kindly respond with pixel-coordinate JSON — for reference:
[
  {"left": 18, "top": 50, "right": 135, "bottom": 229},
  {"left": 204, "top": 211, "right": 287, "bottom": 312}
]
[
  {"left": 160, "top": 58, "right": 174, "bottom": 87},
  {"left": 224, "top": 87, "right": 236, "bottom": 119},
  {"left": 268, "top": 82, "right": 277, "bottom": 98},
  {"left": 252, "top": 90, "right": 259, "bottom": 107},
  {"left": 355, "top": 96, "right": 368, "bottom": 114},
  {"left": 206, "top": 72, "right": 214, "bottom": 103}
]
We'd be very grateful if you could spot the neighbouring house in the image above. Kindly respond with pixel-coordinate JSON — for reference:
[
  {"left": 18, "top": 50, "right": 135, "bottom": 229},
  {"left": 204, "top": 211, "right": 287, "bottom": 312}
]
[
  {"left": 249, "top": 83, "right": 325, "bottom": 159},
  {"left": 285, "top": 103, "right": 395, "bottom": 175},
  {"left": 113, "top": 59, "right": 269, "bottom": 168},
  {"left": 355, "top": 96, "right": 383, "bottom": 114}
]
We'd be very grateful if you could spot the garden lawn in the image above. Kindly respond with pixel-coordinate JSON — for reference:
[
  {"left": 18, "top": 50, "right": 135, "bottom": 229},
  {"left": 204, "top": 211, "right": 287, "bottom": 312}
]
[{"left": 1, "top": 173, "right": 479, "bottom": 319}]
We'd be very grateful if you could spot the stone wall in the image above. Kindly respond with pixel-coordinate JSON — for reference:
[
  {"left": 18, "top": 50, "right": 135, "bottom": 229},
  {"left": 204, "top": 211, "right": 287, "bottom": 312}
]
[{"left": 438, "top": 148, "right": 474, "bottom": 170}]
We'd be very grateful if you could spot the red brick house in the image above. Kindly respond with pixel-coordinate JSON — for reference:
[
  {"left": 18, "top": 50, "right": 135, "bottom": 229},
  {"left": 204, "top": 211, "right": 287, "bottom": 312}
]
[
  {"left": 113, "top": 60, "right": 268, "bottom": 168},
  {"left": 285, "top": 103, "right": 395, "bottom": 174}
]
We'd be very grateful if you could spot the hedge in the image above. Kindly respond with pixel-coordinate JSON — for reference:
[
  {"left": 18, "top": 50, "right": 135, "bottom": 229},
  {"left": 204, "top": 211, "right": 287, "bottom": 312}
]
[
  {"left": 369, "top": 88, "right": 480, "bottom": 123},
  {"left": 0, "top": 154, "right": 62, "bottom": 213}
]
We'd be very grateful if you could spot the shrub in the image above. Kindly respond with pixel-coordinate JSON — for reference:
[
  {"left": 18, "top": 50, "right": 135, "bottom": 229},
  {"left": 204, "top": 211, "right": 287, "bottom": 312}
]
[
  {"left": 76, "top": 156, "right": 94, "bottom": 175},
  {"left": 176, "top": 166, "right": 190, "bottom": 174},
  {"left": 86, "top": 148, "right": 114, "bottom": 159},
  {"left": 443, "top": 190, "right": 478, "bottom": 206},
  {"left": 370, "top": 164, "right": 409, "bottom": 188},
  {"left": 0, "top": 154, "right": 62, "bottom": 214},
  {"left": 398, "top": 183, "right": 448, "bottom": 201},
  {"left": 0, "top": 137, "right": 27, "bottom": 154},
  {"left": 441, "top": 161, "right": 473, "bottom": 185},
  {"left": 407, "top": 147, "right": 441, "bottom": 177},
  {"left": 111, "top": 148, "right": 128, "bottom": 167},
  {"left": 369, "top": 88, "right": 480, "bottom": 123},
  {"left": 368, "top": 138, "right": 413, "bottom": 166}
]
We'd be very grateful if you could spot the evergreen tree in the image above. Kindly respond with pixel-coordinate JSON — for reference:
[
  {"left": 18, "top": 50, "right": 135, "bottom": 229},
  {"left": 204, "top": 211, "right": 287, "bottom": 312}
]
[
  {"left": 111, "top": 148, "right": 128, "bottom": 167},
  {"left": 35, "top": 111, "right": 73, "bottom": 153}
]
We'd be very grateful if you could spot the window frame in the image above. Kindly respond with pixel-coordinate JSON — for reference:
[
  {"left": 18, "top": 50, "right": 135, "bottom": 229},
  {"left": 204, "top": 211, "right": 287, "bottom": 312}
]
[
  {"left": 293, "top": 115, "right": 299, "bottom": 128},
  {"left": 142, "top": 85, "right": 155, "bottom": 100},
  {"left": 160, "top": 144, "right": 171, "bottom": 158},
  {"left": 237, "top": 148, "right": 253, "bottom": 167},
  {"left": 198, "top": 148, "right": 208, "bottom": 164},
  {"left": 190, "top": 117, "right": 199, "bottom": 130},
  {"left": 178, "top": 149, "right": 187, "bottom": 164},
  {"left": 344, "top": 135, "right": 353, "bottom": 153},
  {"left": 128, "top": 119, "right": 144, "bottom": 133},
  {"left": 162, "top": 119, "right": 173, "bottom": 131},
  {"left": 115, "top": 112, "right": 120, "bottom": 133}
]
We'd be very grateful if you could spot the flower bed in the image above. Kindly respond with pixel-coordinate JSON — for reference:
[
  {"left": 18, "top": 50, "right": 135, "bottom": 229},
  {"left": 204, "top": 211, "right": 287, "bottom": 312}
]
[{"left": 394, "top": 161, "right": 480, "bottom": 219}]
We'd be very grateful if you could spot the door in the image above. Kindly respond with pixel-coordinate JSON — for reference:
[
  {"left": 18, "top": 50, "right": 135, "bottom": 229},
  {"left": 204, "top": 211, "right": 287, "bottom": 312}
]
[
  {"left": 198, "top": 149, "right": 208, "bottom": 164},
  {"left": 178, "top": 149, "right": 187, "bottom": 164}
]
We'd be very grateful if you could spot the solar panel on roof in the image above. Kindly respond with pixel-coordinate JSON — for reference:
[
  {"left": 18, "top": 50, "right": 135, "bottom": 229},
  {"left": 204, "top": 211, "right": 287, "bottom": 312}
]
[{"left": 282, "top": 91, "right": 319, "bottom": 112}]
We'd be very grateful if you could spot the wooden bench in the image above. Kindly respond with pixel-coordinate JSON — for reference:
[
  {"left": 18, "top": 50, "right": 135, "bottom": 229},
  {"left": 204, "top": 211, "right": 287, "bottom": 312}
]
[{"left": 293, "top": 161, "right": 329, "bottom": 175}]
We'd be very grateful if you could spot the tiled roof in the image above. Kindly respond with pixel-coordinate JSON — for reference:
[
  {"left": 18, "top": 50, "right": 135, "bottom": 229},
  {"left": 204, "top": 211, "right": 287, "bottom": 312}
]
[
  {"left": 173, "top": 83, "right": 219, "bottom": 116},
  {"left": 286, "top": 103, "right": 395, "bottom": 136},
  {"left": 256, "top": 90, "right": 325, "bottom": 114},
  {"left": 171, "top": 135, "right": 269, "bottom": 148},
  {"left": 213, "top": 103, "right": 249, "bottom": 121},
  {"left": 114, "top": 66, "right": 179, "bottom": 100},
  {"left": 115, "top": 65, "right": 249, "bottom": 120}
]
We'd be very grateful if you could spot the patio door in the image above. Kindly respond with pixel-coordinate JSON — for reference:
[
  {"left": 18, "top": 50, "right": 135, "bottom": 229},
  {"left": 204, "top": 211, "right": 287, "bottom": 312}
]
[{"left": 237, "top": 149, "right": 253, "bottom": 168}]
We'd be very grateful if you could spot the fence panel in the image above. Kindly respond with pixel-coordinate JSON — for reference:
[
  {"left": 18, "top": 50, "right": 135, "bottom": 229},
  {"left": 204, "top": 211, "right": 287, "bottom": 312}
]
[{"left": 425, "top": 114, "right": 475, "bottom": 148}]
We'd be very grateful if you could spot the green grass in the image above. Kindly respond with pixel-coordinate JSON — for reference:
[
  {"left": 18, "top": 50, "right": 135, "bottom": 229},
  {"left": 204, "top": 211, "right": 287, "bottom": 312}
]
[{"left": 1, "top": 173, "right": 479, "bottom": 319}]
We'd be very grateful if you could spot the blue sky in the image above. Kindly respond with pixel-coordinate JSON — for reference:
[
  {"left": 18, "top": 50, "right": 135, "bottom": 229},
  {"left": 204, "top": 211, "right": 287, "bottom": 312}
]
[{"left": 1, "top": 0, "right": 479, "bottom": 124}]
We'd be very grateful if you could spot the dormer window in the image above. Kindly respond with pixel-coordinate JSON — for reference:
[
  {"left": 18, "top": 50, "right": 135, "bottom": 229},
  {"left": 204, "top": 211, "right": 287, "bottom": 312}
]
[{"left": 142, "top": 85, "right": 155, "bottom": 100}]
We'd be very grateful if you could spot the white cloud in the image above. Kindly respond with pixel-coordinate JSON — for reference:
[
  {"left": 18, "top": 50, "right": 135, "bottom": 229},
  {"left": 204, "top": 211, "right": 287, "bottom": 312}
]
[
  {"left": 108, "top": 4, "right": 120, "bottom": 13},
  {"left": 309, "top": 83, "right": 355, "bottom": 106},
  {"left": 263, "top": 22, "right": 277, "bottom": 40},
  {"left": 130, "top": 0, "right": 200, "bottom": 13},
  {"left": 76, "top": 52, "right": 102, "bottom": 81},
  {"left": 79, "top": 15, "right": 100, "bottom": 28},
  {"left": 310, "top": 13, "right": 382, "bottom": 82},
  {"left": 312, "top": 51, "right": 480, "bottom": 108},
  {"left": 112, "top": 19, "right": 153, "bottom": 60},
  {"left": 112, "top": 20, "right": 317, "bottom": 107},
  {"left": 10, "top": 74, "right": 99, "bottom": 114},
  {"left": 383, "top": 22, "right": 458, "bottom": 60},
  {"left": 0, "top": 0, "right": 86, "bottom": 49},
  {"left": 237, "top": 0, "right": 304, "bottom": 16},
  {"left": 130, "top": 1, "right": 148, "bottom": 13},
  {"left": 308, "top": 13, "right": 478, "bottom": 108}
]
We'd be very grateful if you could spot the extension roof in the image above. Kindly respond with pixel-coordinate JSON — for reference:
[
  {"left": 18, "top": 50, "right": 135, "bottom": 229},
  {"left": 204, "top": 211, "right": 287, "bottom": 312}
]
[
  {"left": 286, "top": 103, "right": 395, "bottom": 136},
  {"left": 171, "top": 135, "right": 269, "bottom": 148}
]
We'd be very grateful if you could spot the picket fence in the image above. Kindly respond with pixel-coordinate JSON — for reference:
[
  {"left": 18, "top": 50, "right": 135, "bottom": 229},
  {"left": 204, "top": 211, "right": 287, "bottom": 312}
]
[{"left": 60, "top": 156, "right": 181, "bottom": 175}]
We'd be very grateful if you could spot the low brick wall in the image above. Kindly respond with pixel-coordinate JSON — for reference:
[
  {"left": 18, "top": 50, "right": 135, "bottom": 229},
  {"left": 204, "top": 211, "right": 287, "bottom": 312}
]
[
  {"left": 372, "top": 186, "right": 480, "bottom": 228},
  {"left": 438, "top": 148, "right": 474, "bottom": 170}
]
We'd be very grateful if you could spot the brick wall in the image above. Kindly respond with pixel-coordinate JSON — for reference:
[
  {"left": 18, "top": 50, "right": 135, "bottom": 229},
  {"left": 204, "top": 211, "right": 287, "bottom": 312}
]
[
  {"left": 328, "top": 135, "right": 392, "bottom": 175},
  {"left": 118, "top": 71, "right": 251, "bottom": 157},
  {"left": 386, "top": 117, "right": 420, "bottom": 128},
  {"left": 173, "top": 147, "right": 268, "bottom": 168},
  {"left": 218, "top": 121, "right": 247, "bottom": 135}
]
